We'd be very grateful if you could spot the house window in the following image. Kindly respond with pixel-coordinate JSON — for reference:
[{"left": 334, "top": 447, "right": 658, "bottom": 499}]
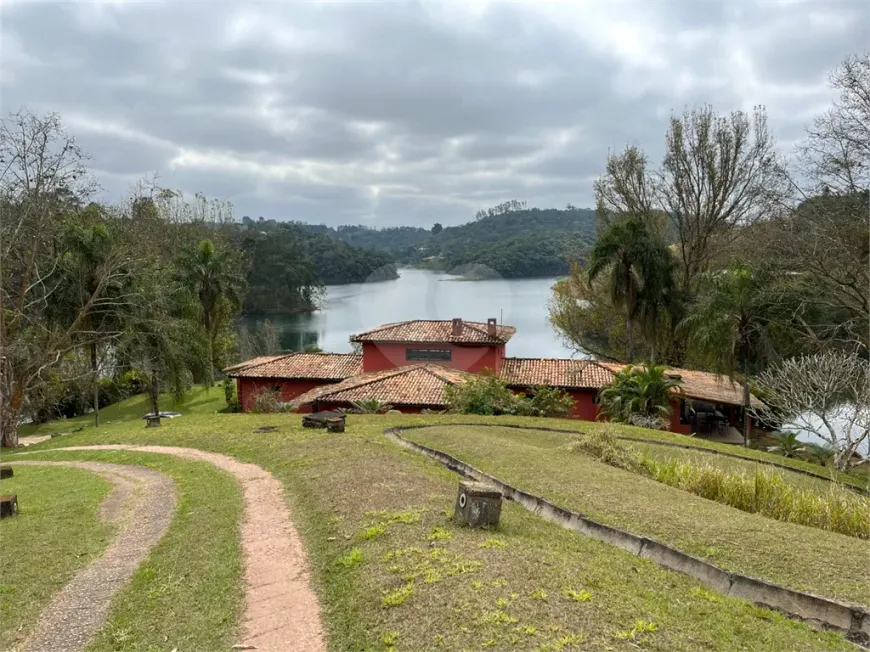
[
  {"left": 406, "top": 348, "right": 452, "bottom": 362},
  {"left": 271, "top": 385, "right": 282, "bottom": 394}
]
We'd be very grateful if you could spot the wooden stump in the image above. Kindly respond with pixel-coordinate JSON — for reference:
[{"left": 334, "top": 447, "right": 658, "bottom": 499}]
[
  {"left": 0, "top": 494, "right": 18, "bottom": 519},
  {"left": 454, "top": 481, "right": 502, "bottom": 528},
  {"left": 0, "top": 466, "right": 12, "bottom": 480},
  {"left": 326, "top": 417, "right": 345, "bottom": 433},
  {"left": 146, "top": 416, "right": 161, "bottom": 428}
]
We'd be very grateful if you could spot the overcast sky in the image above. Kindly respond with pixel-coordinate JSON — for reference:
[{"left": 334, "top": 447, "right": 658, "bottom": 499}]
[{"left": 1, "top": 1, "right": 867, "bottom": 227}]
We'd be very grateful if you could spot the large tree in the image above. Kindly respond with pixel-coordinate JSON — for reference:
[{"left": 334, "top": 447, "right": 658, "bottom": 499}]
[
  {"left": 0, "top": 111, "right": 128, "bottom": 447},
  {"left": 679, "top": 262, "right": 778, "bottom": 445},
  {"left": 177, "top": 239, "right": 246, "bottom": 386}
]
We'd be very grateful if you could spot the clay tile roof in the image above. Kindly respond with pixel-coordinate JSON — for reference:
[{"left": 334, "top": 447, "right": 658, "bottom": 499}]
[
  {"left": 292, "top": 364, "right": 468, "bottom": 407},
  {"left": 595, "top": 362, "right": 763, "bottom": 409},
  {"left": 224, "top": 353, "right": 362, "bottom": 380},
  {"left": 500, "top": 358, "right": 616, "bottom": 389},
  {"left": 350, "top": 320, "right": 516, "bottom": 344}
]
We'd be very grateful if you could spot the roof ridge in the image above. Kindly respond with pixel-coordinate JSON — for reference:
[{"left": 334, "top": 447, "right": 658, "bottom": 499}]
[
  {"left": 316, "top": 365, "right": 414, "bottom": 398},
  {"left": 236, "top": 352, "right": 298, "bottom": 372},
  {"left": 419, "top": 364, "right": 464, "bottom": 384}
]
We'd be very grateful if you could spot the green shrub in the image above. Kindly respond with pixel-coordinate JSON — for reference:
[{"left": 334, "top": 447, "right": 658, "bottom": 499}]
[
  {"left": 598, "top": 364, "right": 682, "bottom": 426},
  {"left": 516, "top": 386, "right": 575, "bottom": 418},
  {"left": 444, "top": 370, "right": 521, "bottom": 415},
  {"left": 350, "top": 398, "right": 393, "bottom": 414}
]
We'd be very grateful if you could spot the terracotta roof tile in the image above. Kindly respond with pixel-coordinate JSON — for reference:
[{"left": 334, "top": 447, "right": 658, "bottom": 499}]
[
  {"left": 596, "top": 362, "right": 763, "bottom": 408},
  {"left": 225, "top": 353, "right": 362, "bottom": 380},
  {"left": 293, "top": 364, "right": 467, "bottom": 407},
  {"left": 351, "top": 320, "right": 516, "bottom": 344},
  {"left": 500, "top": 358, "right": 615, "bottom": 389}
]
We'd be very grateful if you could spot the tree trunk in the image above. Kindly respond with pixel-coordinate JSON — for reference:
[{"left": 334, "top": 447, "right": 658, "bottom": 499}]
[
  {"left": 742, "top": 357, "right": 751, "bottom": 448},
  {"left": 149, "top": 372, "right": 160, "bottom": 417},
  {"left": 207, "top": 334, "right": 215, "bottom": 388},
  {"left": 0, "top": 385, "right": 24, "bottom": 448},
  {"left": 91, "top": 342, "right": 100, "bottom": 427},
  {"left": 625, "top": 313, "right": 634, "bottom": 363}
]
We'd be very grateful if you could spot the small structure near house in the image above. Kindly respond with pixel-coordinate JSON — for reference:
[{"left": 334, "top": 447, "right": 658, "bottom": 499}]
[
  {"left": 0, "top": 466, "right": 12, "bottom": 480},
  {"left": 145, "top": 416, "right": 161, "bottom": 428},
  {"left": 302, "top": 411, "right": 345, "bottom": 429},
  {"left": 454, "top": 481, "right": 502, "bottom": 528},
  {"left": 0, "top": 494, "right": 18, "bottom": 519}
]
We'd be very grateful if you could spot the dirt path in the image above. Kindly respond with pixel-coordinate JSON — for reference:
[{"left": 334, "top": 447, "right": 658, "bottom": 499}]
[
  {"left": 9, "top": 461, "right": 176, "bottom": 652},
  {"left": 51, "top": 445, "right": 327, "bottom": 652}
]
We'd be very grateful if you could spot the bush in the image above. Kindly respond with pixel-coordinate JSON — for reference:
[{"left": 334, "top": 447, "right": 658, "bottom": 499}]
[
  {"left": 598, "top": 364, "right": 682, "bottom": 426},
  {"left": 516, "top": 386, "right": 575, "bottom": 418},
  {"left": 250, "top": 389, "right": 282, "bottom": 414},
  {"left": 444, "top": 371, "right": 521, "bottom": 415},
  {"left": 350, "top": 398, "right": 393, "bottom": 414}
]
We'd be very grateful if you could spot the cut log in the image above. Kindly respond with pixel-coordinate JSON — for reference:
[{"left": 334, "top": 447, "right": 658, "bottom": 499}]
[
  {"left": 302, "top": 411, "right": 344, "bottom": 429},
  {"left": 0, "top": 466, "right": 12, "bottom": 480},
  {"left": 326, "top": 417, "right": 345, "bottom": 433},
  {"left": 145, "top": 416, "right": 161, "bottom": 428},
  {"left": 0, "top": 494, "right": 18, "bottom": 518}
]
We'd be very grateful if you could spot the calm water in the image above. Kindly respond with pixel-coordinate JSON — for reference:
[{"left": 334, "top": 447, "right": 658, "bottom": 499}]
[{"left": 243, "top": 268, "right": 579, "bottom": 358}]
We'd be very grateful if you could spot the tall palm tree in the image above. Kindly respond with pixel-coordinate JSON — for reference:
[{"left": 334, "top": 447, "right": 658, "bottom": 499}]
[
  {"left": 587, "top": 218, "right": 650, "bottom": 361},
  {"left": 679, "top": 262, "right": 776, "bottom": 445},
  {"left": 177, "top": 239, "right": 246, "bottom": 386}
]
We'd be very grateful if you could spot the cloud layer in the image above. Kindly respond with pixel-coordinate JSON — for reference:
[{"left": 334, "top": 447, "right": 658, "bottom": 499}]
[{"left": 2, "top": 0, "right": 867, "bottom": 226}]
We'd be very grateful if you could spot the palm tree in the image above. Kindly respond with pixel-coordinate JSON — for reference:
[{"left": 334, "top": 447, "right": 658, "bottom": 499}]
[
  {"left": 177, "top": 239, "right": 246, "bottom": 386},
  {"left": 587, "top": 218, "right": 651, "bottom": 361},
  {"left": 769, "top": 432, "right": 805, "bottom": 459},
  {"left": 679, "top": 262, "right": 776, "bottom": 446},
  {"left": 598, "top": 364, "right": 684, "bottom": 427}
]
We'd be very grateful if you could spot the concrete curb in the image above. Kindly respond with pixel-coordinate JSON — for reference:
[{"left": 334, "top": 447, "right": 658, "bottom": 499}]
[
  {"left": 385, "top": 426, "right": 870, "bottom": 644},
  {"left": 397, "top": 422, "right": 870, "bottom": 496}
]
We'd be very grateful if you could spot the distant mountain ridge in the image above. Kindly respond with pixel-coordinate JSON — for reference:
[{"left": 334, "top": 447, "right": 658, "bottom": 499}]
[{"left": 304, "top": 206, "right": 597, "bottom": 279}]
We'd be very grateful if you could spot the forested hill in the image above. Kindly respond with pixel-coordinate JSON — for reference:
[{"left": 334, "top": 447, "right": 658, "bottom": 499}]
[
  {"left": 235, "top": 217, "right": 398, "bottom": 314},
  {"left": 304, "top": 204, "right": 598, "bottom": 279}
]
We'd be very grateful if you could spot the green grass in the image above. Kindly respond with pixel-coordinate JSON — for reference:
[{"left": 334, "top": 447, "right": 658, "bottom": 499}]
[
  {"left": 0, "top": 465, "right": 115, "bottom": 650},
  {"left": 404, "top": 425, "right": 870, "bottom": 608},
  {"left": 13, "top": 449, "right": 245, "bottom": 652},
  {"left": 5, "top": 410, "right": 858, "bottom": 650},
  {"left": 18, "top": 385, "right": 227, "bottom": 438}
]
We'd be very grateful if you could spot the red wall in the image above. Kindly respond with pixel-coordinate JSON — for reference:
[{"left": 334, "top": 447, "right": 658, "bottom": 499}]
[
  {"left": 237, "top": 378, "right": 332, "bottom": 412},
  {"left": 508, "top": 387, "right": 600, "bottom": 420},
  {"left": 362, "top": 342, "right": 504, "bottom": 373}
]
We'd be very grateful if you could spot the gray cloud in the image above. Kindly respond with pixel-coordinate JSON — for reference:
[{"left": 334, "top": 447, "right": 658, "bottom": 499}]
[{"left": 1, "top": 0, "right": 867, "bottom": 227}]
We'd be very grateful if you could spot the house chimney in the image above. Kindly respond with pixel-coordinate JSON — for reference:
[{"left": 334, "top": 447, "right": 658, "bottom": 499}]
[
  {"left": 487, "top": 317, "right": 498, "bottom": 337},
  {"left": 452, "top": 318, "right": 463, "bottom": 336}
]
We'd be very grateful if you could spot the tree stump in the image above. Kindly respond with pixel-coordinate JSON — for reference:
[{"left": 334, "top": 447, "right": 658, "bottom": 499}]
[
  {"left": 146, "top": 416, "right": 161, "bottom": 428},
  {"left": 454, "top": 481, "right": 502, "bottom": 528},
  {"left": 326, "top": 417, "right": 345, "bottom": 433},
  {"left": 0, "top": 495, "right": 18, "bottom": 519},
  {"left": 0, "top": 466, "right": 12, "bottom": 480}
]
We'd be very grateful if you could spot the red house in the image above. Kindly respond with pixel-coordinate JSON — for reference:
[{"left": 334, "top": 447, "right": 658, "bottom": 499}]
[{"left": 226, "top": 318, "right": 761, "bottom": 438}]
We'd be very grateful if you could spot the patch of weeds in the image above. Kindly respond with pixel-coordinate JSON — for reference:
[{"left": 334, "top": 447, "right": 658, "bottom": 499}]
[
  {"left": 615, "top": 620, "right": 659, "bottom": 641},
  {"left": 387, "top": 508, "right": 428, "bottom": 524},
  {"left": 428, "top": 526, "right": 452, "bottom": 541},
  {"left": 478, "top": 537, "right": 507, "bottom": 549},
  {"left": 490, "top": 579, "right": 507, "bottom": 588},
  {"left": 539, "top": 632, "right": 587, "bottom": 650},
  {"left": 561, "top": 587, "right": 592, "bottom": 602},
  {"left": 471, "top": 580, "right": 483, "bottom": 590},
  {"left": 530, "top": 588, "right": 548, "bottom": 601},
  {"left": 382, "top": 631, "right": 399, "bottom": 648},
  {"left": 382, "top": 547, "right": 423, "bottom": 561},
  {"left": 383, "top": 582, "right": 414, "bottom": 607},
  {"left": 359, "top": 524, "right": 386, "bottom": 540},
  {"left": 692, "top": 586, "right": 721, "bottom": 603},
  {"left": 521, "top": 625, "right": 537, "bottom": 636},
  {"left": 445, "top": 559, "right": 483, "bottom": 577},
  {"left": 479, "top": 609, "right": 518, "bottom": 625},
  {"left": 335, "top": 548, "right": 364, "bottom": 569},
  {"left": 423, "top": 568, "right": 441, "bottom": 584},
  {"left": 481, "top": 639, "right": 496, "bottom": 648}
]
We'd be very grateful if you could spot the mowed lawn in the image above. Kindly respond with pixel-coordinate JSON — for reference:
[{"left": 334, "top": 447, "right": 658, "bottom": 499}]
[
  {"left": 404, "top": 425, "right": 870, "bottom": 608},
  {"left": 0, "top": 465, "right": 115, "bottom": 650},
  {"left": 4, "top": 400, "right": 859, "bottom": 650}
]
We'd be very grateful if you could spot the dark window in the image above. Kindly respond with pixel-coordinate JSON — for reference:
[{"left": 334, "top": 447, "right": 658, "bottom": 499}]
[
  {"left": 271, "top": 385, "right": 282, "bottom": 394},
  {"left": 406, "top": 347, "right": 452, "bottom": 362}
]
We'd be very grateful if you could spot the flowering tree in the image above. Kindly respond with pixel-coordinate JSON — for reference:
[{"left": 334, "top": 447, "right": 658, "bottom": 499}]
[{"left": 749, "top": 351, "right": 869, "bottom": 471}]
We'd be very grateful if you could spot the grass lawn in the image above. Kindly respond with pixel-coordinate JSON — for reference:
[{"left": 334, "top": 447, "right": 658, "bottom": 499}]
[
  {"left": 404, "top": 425, "right": 870, "bottom": 609},
  {"left": 4, "top": 407, "right": 859, "bottom": 650},
  {"left": 0, "top": 465, "right": 115, "bottom": 651},
  {"left": 18, "top": 385, "right": 227, "bottom": 438}
]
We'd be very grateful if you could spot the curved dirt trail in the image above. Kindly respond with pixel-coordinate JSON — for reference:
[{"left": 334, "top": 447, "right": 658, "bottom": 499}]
[
  {"left": 9, "top": 461, "right": 176, "bottom": 652},
  {"left": 52, "top": 445, "right": 327, "bottom": 652}
]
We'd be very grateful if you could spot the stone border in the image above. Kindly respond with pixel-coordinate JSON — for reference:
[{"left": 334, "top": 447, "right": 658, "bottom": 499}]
[
  {"left": 385, "top": 426, "right": 870, "bottom": 644},
  {"left": 397, "top": 422, "right": 870, "bottom": 496}
]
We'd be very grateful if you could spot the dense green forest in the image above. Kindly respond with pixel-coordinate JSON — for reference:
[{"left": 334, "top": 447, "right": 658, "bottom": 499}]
[
  {"left": 236, "top": 217, "right": 397, "bottom": 313},
  {"left": 303, "top": 203, "right": 597, "bottom": 278}
]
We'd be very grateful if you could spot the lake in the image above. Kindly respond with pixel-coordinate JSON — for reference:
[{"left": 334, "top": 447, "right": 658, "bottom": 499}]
[{"left": 242, "top": 268, "right": 580, "bottom": 358}]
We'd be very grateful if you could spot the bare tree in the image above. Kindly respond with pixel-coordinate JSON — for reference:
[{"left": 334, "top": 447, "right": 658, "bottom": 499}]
[
  {"left": 594, "top": 145, "right": 665, "bottom": 236},
  {"left": 0, "top": 110, "right": 129, "bottom": 447},
  {"left": 749, "top": 352, "right": 869, "bottom": 472}
]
